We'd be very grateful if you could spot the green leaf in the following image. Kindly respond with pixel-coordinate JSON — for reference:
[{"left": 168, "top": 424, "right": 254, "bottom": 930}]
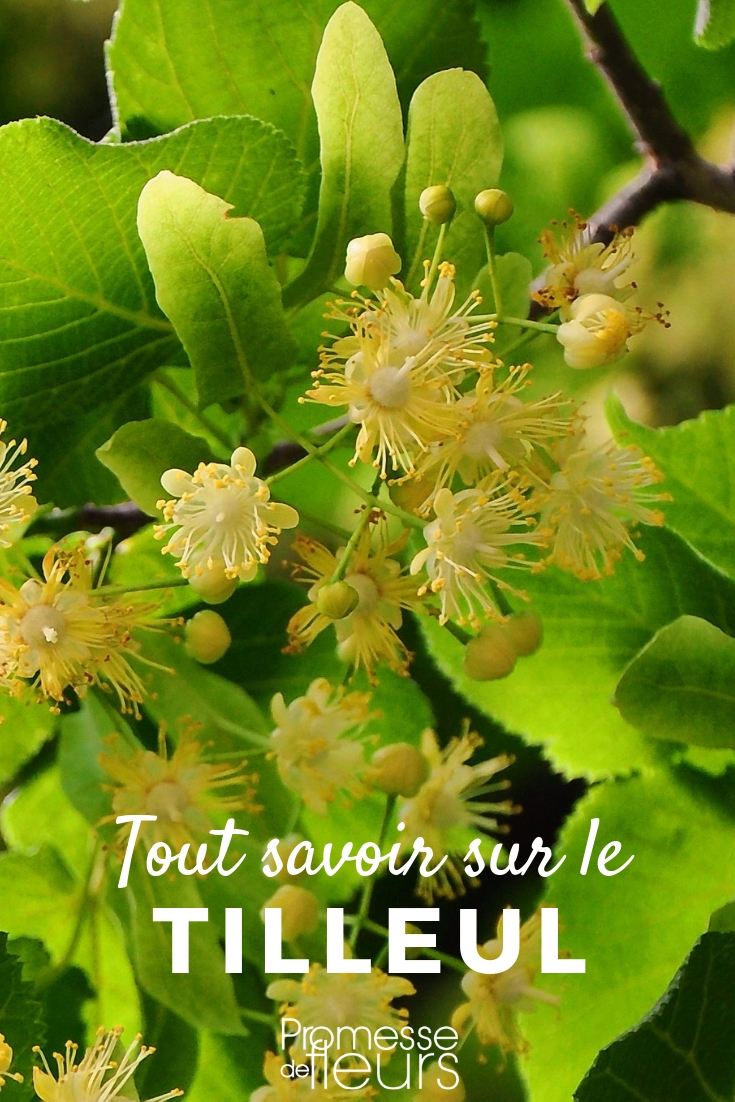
[
  {"left": 137, "top": 172, "right": 297, "bottom": 407},
  {"left": 574, "top": 932, "right": 735, "bottom": 1102},
  {"left": 403, "top": 69, "right": 502, "bottom": 293},
  {"left": 609, "top": 399, "right": 735, "bottom": 581},
  {"left": 474, "top": 252, "right": 532, "bottom": 351},
  {"left": 124, "top": 856, "right": 245, "bottom": 1035},
  {"left": 59, "top": 695, "right": 127, "bottom": 825},
  {"left": 0, "top": 116, "right": 304, "bottom": 431},
  {"left": 0, "top": 771, "right": 141, "bottom": 1034},
  {"left": 31, "top": 386, "right": 151, "bottom": 509},
  {"left": 695, "top": 0, "right": 735, "bottom": 48},
  {"left": 420, "top": 527, "right": 735, "bottom": 779},
  {"left": 96, "top": 418, "right": 213, "bottom": 516},
  {"left": 284, "top": 3, "right": 405, "bottom": 304},
  {"left": 0, "top": 933, "right": 45, "bottom": 1102},
  {"left": 0, "top": 695, "right": 56, "bottom": 787},
  {"left": 583, "top": 0, "right": 605, "bottom": 13},
  {"left": 520, "top": 770, "right": 735, "bottom": 1102},
  {"left": 615, "top": 615, "right": 735, "bottom": 749},
  {"left": 107, "top": 0, "right": 487, "bottom": 152}
]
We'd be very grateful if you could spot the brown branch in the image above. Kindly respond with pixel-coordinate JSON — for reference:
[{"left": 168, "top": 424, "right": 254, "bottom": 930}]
[{"left": 564, "top": 0, "right": 735, "bottom": 242}]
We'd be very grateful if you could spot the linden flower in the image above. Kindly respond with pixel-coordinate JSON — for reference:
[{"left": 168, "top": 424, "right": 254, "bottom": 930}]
[
  {"left": 307, "top": 261, "right": 495, "bottom": 477},
  {"left": 250, "top": 1052, "right": 316, "bottom": 1102},
  {"left": 0, "top": 1034, "right": 23, "bottom": 1090},
  {"left": 539, "top": 434, "right": 668, "bottom": 580},
  {"left": 251, "top": 1052, "right": 372, "bottom": 1102},
  {"left": 0, "top": 547, "right": 158, "bottom": 714},
  {"left": 399, "top": 728, "right": 515, "bottom": 901},
  {"left": 556, "top": 293, "right": 646, "bottom": 369},
  {"left": 32, "top": 1027, "right": 182, "bottom": 1102},
  {"left": 416, "top": 367, "right": 574, "bottom": 500},
  {"left": 533, "top": 217, "right": 635, "bottom": 316},
  {"left": 156, "top": 447, "right": 299, "bottom": 582},
  {"left": 451, "top": 911, "right": 559, "bottom": 1053},
  {"left": 267, "top": 966, "right": 415, "bottom": 1064},
  {"left": 0, "top": 422, "right": 37, "bottom": 548},
  {"left": 410, "top": 480, "right": 544, "bottom": 627},
  {"left": 269, "top": 678, "right": 372, "bottom": 815},
  {"left": 100, "top": 727, "right": 260, "bottom": 851},
  {"left": 286, "top": 527, "right": 421, "bottom": 677}
]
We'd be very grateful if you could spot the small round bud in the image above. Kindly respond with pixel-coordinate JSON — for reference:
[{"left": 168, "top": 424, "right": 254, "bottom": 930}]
[
  {"left": 184, "top": 610, "right": 232, "bottom": 664},
  {"left": 503, "top": 610, "right": 543, "bottom": 657},
  {"left": 474, "top": 188, "right": 514, "bottom": 227},
  {"left": 188, "top": 558, "right": 238, "bottom": 605},
  {"left": 419, "top": 185, "right": 456, "bottom": 225},
  {"left": 316, "top": 580, "right": 359, "bottom": 620},
  {"left": 464, "top": 623, "right": 516, "bottom": 681},
  {"left": 345, "top": 233, "right": 401, "bottom": 291},
  {"left": 261, "top": 885, "right": 319, "bottom": 942},
  {"left": 368, "top": 743, "right": 429, "bottom": 798}
]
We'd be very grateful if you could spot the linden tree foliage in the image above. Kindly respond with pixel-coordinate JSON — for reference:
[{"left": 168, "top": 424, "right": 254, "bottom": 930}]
[
  {"left": 615, "top": 615, "right": 735, "bottom": 749},
  {"left": 421, "top": 525, "right": 735, "bottom": 779},
  {"left": 0, "top": 1, "right": 734, "bottom": 1100},
  {"left": 574, "top": 932, "right": 735, "bottom": 1102},
  {"left": 520, "top": 772, "right": 735, "bottom": 1102},
  {"left": 609, "top": 398, "right": 735, "bottom": 581}
]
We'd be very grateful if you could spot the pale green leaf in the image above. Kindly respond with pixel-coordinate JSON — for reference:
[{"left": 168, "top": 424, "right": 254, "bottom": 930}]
[
  {"left": 695, "top": 0, "right": 735, "bottom": 48},
  {"left": 420, "top": 527, "right": 735, "bottom": 779},
  {"left": 0, "top": 695, "right": 57, "bottom": 787},
  {"left": 137, "top": 172, "right": 297, "bottom": 407},
  {"left": 284, "top": 3, "right": 405, "bottom": 304},
  {"left": 97, "top": 418, "right": 213, "bottom": 516},
  {"left": 584, "top": 0, "right": 605, "bottom": 12},
  {"left": 0, "top": 116, "right": 303, "bottom": 431},
  {"left": 403, "top": 69, "right": 502, "bottom": 293},
  {"left": 615, "top": 615, "right": 735, "bottom": 749},
  {"left": 520, "top": 770, "right": 735, "bottom": 1102},
  {"left": 609, "top": 398, "right": 735, "bottom": 580}
]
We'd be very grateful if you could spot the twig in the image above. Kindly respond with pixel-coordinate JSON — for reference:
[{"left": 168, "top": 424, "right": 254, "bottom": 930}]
[{"left": 564, "top": 0, "right": 735, "bottom": 242}]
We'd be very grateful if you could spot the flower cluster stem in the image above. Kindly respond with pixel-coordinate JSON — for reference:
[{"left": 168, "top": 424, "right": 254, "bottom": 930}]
[{"left": 348, "top": 795, "right": 396, "bottom": 952}]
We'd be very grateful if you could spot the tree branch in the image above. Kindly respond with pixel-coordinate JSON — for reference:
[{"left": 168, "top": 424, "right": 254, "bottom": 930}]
[{"left": 564, "top": 0, "right": 735, "bottom": 241}]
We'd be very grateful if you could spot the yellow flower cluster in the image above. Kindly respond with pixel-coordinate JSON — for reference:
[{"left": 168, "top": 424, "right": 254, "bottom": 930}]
[
  {"left": 0, "top": 546, "right": 162, "bottom": 715},
  {"left": 288, "top": 230, "right": 669, "bottom": 678}
]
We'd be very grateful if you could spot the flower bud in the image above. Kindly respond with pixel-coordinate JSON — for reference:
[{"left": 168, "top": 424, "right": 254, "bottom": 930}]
[
  {"left": 464, "top": 623, "right": 516, "bottom": 681},
  {"left": 368, "top": 742, "right": 429, "bottom": 797},
  {"left": 261, "top": 885, "right": 319, "bottom": 941},
  {"left": 419, "top": 185, "right": 456, "bottom": 225},
  {"left": 316, "top": 580, "right": 359, "bottom": 620},
  {"left": 345, "top": 233, "right": 401, "bottom": 290},
  {"left": 184, "top": 610, "right": 232, "bottom": 664},
  {"left": 556, "top": 293, "right": 632, "bottom": 369},
  {"left": 188, "top": 558, "right": 238, "bottom": 604},
  {"left": 503, "top": 610, "right": 543, "bottom": 657},
  {"left": 474, "top": 188, "right": 514, "bottom": 227}
]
